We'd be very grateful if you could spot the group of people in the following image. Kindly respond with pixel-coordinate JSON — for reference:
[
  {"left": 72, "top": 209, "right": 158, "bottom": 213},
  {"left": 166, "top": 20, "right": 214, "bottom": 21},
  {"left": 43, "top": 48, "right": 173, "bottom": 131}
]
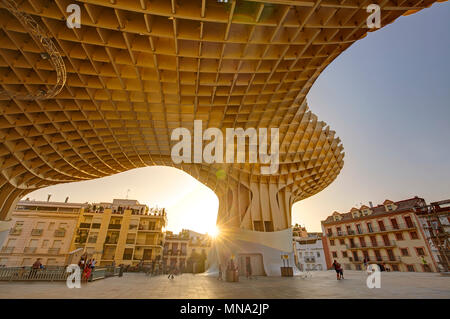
[{"left": 78, "top": 256, "right": 96, "bottom": 283}]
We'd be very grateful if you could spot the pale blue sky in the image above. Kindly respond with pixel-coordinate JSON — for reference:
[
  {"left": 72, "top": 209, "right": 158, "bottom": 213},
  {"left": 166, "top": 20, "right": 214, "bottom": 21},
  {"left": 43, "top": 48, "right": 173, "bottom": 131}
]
[{"left": 27, "top": 3, "right": 450, "bottom": 233}]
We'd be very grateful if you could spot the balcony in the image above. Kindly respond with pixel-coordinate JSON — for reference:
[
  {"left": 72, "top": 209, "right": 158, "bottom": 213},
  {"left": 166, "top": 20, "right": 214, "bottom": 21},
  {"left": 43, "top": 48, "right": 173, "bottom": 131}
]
[
  {"left": 75, "top": 237, "right": 87, "bottom": 244},
  {"left": 79, "top": 223, "right": 91, "bottom": 228},
  {"left": 108, "top": 224, "right": 121, "bottom": 230},
  {"left": 31, "top": 229, "right": 43, "bottom": 236},
  {"left": 54, "top": 229, "right": 66, "bottom": 237},
  {"left": 138, "top": 225, "right": 159, "bottom": 232},
  {"left": 350, "top": 255, "right": 402, "bottom": 263},
  {"left": 126, "top": 239, "right": 135, "bottom": 244},
  {"left": 104, "top": 240, "right": 118, "bottom": 245},
  {"left": 327, "top": 222, "right": 416, "bottom": 238},
  {"left": 1, "top": 247, "right": 14, "bottom": 253},
  {"left": 92, "top": 223, "right": 101, "bottom": 229},
  {"left": 123, "top": 254, "right": 133, "bottom": 260},
  {"left": 346, "top": 240, "right": 397, "bottom": 250},
  {"left": 304, "top": 257, "right": 316, "bottom": 263},
  {"left": 9, "top": 228, "right": 22, "bottom": 236},
  {"left": 48, "top": 248, "right": 60, "bottom": 255},
  {"left": 135, "top": 241, "right": 158, "bottom": 246},
  {"left": 23, "top": 247, "right": 37, "bottom": 253}
]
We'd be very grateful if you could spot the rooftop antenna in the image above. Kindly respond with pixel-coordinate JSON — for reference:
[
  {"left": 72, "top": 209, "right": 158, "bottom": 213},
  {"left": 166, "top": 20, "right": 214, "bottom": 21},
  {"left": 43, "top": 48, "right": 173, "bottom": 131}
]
[{"left": 47, "top": 194, "right": 52, "bottom": 202}]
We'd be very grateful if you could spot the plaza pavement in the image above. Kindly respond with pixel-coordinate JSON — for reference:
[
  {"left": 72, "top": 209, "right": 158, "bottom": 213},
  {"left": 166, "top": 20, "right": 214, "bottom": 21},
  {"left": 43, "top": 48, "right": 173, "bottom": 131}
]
[{"left": 0, "top": 271, "right": 449, "bottom": 299}]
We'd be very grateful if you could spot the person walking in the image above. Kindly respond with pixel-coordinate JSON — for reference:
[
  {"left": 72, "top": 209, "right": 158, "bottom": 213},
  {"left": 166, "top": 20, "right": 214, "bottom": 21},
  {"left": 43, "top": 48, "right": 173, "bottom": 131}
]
[
  {"left": 90, "top": 258, "right": 96, "bottom": 270},
  {"left": 167, "top": 265, "right": 174, "bottom": 280},
  {"left": 218, "top": 264, "right": 223, "bottom": 281},
  {"left": 332, "top": 260, "right": 343, "bottom": 280},
  {"left": 246, "top": 259, "right": 252, "bottom": 279}
]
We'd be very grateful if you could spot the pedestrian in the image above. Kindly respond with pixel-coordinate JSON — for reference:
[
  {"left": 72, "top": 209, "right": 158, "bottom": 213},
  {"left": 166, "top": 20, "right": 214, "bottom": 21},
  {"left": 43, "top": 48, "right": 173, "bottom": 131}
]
[
  {"left": 119, "top": 264, "right": 124, "bottom": 277},
  {"left": 363, "top": 257, "right": 368, "bottom": 270},
  {"left": 90, "top": 258, "right": 96, "bottom": 270},
  {"left": 82, "top": 264, "right": 92, "bottom": 283},
  {"left": 29, "top": 258, "right": 42, "bottom": 279},
  {"left": 332, "top": 260, "right": 343, "bottom": 280},
  {"left": 218, "top": 264, "right": 223, "bottom": 281},
  {"left": 246, "top": 259, "right": 252, "bottom": 279},
  {"left": 167, "top": 265, "right": 174, "bottom": 280}
]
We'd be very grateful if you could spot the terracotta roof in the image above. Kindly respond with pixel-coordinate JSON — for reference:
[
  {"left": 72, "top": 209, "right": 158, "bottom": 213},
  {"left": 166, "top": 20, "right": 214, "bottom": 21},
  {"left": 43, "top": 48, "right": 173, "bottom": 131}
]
[{"left": 322, "top": 197, "right": 426, "bottom": 224}]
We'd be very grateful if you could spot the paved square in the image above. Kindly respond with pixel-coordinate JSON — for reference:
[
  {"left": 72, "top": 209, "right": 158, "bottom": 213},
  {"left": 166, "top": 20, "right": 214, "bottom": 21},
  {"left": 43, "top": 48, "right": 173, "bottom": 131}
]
[{"left": 0, "top": 271, "right": 448, "bottom": 299}]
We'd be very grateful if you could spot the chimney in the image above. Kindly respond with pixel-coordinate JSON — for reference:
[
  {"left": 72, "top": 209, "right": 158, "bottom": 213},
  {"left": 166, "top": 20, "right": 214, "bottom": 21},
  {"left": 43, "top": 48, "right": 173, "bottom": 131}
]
[
  {"left": 65, "top": 196, "right": 69, "bottom": 203},
  {"left": 47, "top": 194, "right": 52, "bottom": 202},
  {"left": 369, "top": 201, "right": 373, "bottom": 208}
]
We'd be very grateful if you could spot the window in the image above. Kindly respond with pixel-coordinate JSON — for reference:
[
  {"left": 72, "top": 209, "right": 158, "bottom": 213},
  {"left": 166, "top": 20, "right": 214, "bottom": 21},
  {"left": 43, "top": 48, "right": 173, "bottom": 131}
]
[
  {"left": 52, "top": 240, "right": 62, "bottom": 248},
  {"left": 415, "top": 247, "right": 425, "bottom": 256},
  {"left": 14, "top": 221, "right": 24, "bottom": 229},
  {"left": 88, "top": 232, "right": 98, "bottom": 243},
  {"left": 356, "top": 224, "right": 362, "bottom": 234},
  {"left": 392, "top": 264, "right": 399, "bottom": 271},
  {"left": 47, "top": 258, "right": 57, "bottom": 265},
  {"left": 422, "top": 264, "right": 432, "bottom": 272},
  {"left": 59, "top": 223, "right": 68, "bottom": 229},
  {"left": 355, "top": 264, "right": 362, "bottom": 270},
  {"left": 42, "top": 240, "right": 49, "bottom": 248},
  {"left": 6, "top": 238, "right": 16, "bottom": 247},
  {"left": 29, "top": 239, "right": 38, "bottom": 247},
  {"left": 22, "top": 258, "right": 32, "bottom": 266},
  {"left": 327, "top": 228, "right": 333, "bottom": 236},
  {"left": 336, "top": 227, "right": 342, "bottom": 235},
  {"left": 409, "top": 231, "right": 419, "bottom": 240},
  {"left": 400, "top": 248, "right": 409, "bottom": 256},
  {"left": 407, "top": 265, "right": 415, "bottom": 272},
  {"left": 390, "top": 218, "right": 399, "bottom": 229},
  {"left": 316, "top": 252, "right": 320, "bottom": 257},
  {"left": 377, "top": 220, "right": 386, "bottom": 231},
  {"left": 404, "top": 216, "right": 414, "bottom": 228},
  {"left": 330, "top": 240, "right": 335, "bottom": 246},
  {"left": 0, "top": 257, "right": 8, "bottom": 266},
  {"left": 332, "top": 252, "right": 337, "bottom": 258},
  {"left": 366, "top": 222, "right": 373, "bottom": 233},
  {"left": 342, "top": 251, "right": 348, "bottom": 258},
  {"left": 395, "top": 233, "right": 404, "bottom": 241},
  {"left": 339, "top": 239, "right": 345, "bottom": 245},
  {"left": 359, "top": 237, "right": 366, "bottom": 247},
  {"left": 35, "top": 222, "right": 45, "bottom": 230},
  {"left": 48, "top": 222, "right": 55, "bottom": 230}
]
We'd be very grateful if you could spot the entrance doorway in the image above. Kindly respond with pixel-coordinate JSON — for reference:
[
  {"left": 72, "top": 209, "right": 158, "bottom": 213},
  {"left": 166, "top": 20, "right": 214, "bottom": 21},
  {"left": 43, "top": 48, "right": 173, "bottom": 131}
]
[{"left": 238, "top": 253, "right": 265, "bottom": 276}]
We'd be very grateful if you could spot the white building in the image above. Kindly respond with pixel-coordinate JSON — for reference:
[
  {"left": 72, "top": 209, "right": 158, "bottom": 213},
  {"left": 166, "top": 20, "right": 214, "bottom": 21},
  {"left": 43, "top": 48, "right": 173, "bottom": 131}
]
[{"left": 294, "top": 233, "right": 327, "bottom": 271}]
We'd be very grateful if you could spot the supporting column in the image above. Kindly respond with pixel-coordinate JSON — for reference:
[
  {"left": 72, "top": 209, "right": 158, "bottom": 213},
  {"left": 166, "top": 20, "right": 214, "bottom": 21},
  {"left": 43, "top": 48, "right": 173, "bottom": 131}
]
[{"left": 208, "top": 179, "right": 300, "bottom": 276}]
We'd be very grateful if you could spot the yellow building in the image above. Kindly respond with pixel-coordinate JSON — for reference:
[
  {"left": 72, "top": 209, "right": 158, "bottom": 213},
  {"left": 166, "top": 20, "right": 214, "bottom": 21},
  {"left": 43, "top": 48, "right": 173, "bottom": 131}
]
[
  {"left": 0, "top": 200, "right": 84, "bottom": 267},
  {"left": 321, "top": 197, "right": 438, "bottom": 272},
  {"left": 163, "top": 229, "right": 211, "bottom": 273},
  {"left": 70, "top": 199, "right": 167, "bottom": 267}
]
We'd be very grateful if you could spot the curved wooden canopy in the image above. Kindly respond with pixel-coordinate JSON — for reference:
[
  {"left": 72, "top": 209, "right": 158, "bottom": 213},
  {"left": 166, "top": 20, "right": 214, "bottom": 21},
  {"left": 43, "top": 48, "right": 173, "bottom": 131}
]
[{"left": 0, "top": 0, "right": 443, "bottom": 221}]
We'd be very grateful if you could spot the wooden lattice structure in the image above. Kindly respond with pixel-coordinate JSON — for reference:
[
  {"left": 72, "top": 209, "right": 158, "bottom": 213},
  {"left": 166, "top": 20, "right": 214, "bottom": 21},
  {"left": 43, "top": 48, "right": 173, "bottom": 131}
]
[{"left": 0, "top": 0, "right": 445, "bottom": 234}]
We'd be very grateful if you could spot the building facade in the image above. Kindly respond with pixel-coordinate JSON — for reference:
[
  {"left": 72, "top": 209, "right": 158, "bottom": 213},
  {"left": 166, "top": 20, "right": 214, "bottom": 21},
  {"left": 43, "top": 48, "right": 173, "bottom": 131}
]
[
  {"left": 321, "top": 197, "right": 438, "bottom": 272},
  {"left": 70, "top": 199, "right": 167, "bottom": 267},
  {"left": 163, "top": 229, "right": 211, "bottom": 273},
  {"left": 415, "top": 199, "right": 450, "bottom": 272},
  {"left": 0, "top": 200, "right": 84, "bottom": 267},
  {"left": 293, "top": 231, "right": 327, "bottom": 271}
]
